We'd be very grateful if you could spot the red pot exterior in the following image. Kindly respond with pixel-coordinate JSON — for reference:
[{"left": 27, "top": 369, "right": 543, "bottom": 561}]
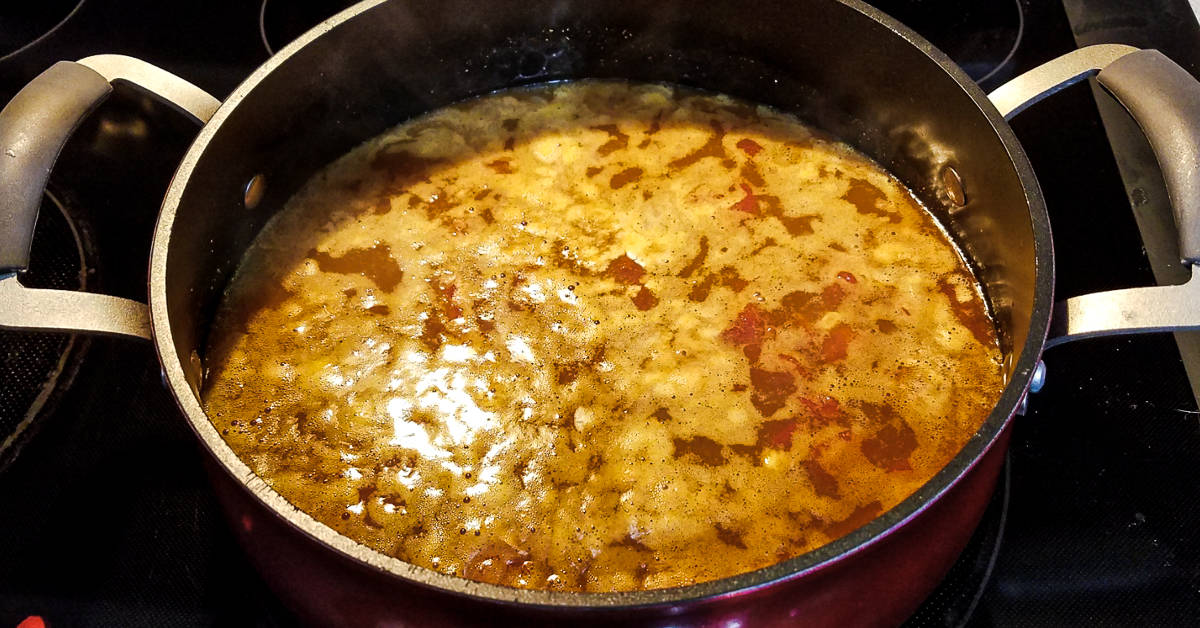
[
  {"left": 161, "top": 0, "right": 1050, "bottom": 625},
  {"left": 206, "top": 426, "right": 1010, "bottom": 627}
]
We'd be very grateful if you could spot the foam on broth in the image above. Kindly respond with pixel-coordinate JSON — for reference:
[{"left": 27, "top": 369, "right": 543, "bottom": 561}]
[{"left": 202, "top": 81, "right": 1003, "bottom": 592}]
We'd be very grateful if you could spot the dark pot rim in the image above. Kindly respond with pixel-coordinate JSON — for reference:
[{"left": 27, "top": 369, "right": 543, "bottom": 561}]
[{"left": 149, "top": 0, "right": 1053, "bottom": 610}]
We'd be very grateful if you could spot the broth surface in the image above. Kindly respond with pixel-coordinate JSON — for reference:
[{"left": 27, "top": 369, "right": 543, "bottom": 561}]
[{"left": 203, "top": 81, "right": 1003, "bottom": 592}]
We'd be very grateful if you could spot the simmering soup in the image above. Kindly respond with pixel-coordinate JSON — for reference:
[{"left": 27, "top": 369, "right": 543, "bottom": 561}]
[{"left": 202, "top": 81, "right": 1003, "bottom": 592}]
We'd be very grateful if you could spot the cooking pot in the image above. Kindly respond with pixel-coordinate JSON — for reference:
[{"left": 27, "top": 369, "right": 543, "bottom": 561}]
[{"left": 3, "top": 0, "right": 1199, "bottom": 625}]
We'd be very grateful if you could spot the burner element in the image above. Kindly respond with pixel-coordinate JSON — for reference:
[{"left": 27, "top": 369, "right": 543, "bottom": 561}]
[
  {"left": 258, "top": 0, "right": 357, "bottom": 55},
  {"left": 0, "top": 1, "right": 86, "bottom": 61},
  {"left": 869, "top": 0, "right": 1024, "bottom": 85},
  {"left": 0, "top": 191, "right": 90, "bottom": 472}
]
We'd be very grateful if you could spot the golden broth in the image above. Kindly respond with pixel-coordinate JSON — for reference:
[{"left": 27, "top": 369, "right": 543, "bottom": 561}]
[{"left": 202, "top": 81, "right": 1003, "bottom": 592}]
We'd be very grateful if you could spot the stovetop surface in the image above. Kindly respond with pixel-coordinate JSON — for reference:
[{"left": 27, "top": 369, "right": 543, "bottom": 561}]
[{"left": 1, "top": 1, "right": 1199, "bottom": 626}]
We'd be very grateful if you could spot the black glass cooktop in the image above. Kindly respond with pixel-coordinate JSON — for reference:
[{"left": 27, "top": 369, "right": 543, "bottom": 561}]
[{"left": 1, "top": 1, "right": 1198, "bottom": 626}]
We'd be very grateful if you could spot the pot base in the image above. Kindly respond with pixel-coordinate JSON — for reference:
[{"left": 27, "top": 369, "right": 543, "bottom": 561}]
[{"left": 206, "top": 428, "right": 1011, "bottom": 627}]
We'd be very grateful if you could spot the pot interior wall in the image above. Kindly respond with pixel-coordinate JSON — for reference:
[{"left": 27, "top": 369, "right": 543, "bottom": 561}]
[{"left": 164, "top": 0, "right": 1037, "bottom": 418}]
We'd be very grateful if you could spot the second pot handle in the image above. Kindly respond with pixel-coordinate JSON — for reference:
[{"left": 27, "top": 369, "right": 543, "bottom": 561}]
[
  {"left": 0, "top": 55, "right": 219, "bottom": 341},
  {"left": 990, "top": 45, "right": 1200, "bottom": 348},
  {"left": 1098, "top": 51, "right": 1200, "bottom": 265}
]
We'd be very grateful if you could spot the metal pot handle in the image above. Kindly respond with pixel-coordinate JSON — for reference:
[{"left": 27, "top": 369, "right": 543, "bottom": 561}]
[
  {"left": 0, "top": 55, "right": 219, "bottom": 341},
  {"left": 990, "top": 45, "right": 1200, "bottom": 348}
]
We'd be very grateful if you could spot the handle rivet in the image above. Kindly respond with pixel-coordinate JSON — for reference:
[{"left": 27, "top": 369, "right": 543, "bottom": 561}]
[
  {"left": 940, "top": 165, "right": 967, "bottom": 207},
  {"left": 1029, "top": 360, "right": 1047, "bottom": 393},
  {"left": 244, "top": 174, "right": 266, "bottom": 209}
]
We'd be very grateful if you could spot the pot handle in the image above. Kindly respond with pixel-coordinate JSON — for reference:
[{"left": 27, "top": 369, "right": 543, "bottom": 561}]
[
  {"left": 0, "top": 55, "right": 219, "bottom": 341},
  {"left": 990, "top": 45, "right": 1200, "bottom": 348}
]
